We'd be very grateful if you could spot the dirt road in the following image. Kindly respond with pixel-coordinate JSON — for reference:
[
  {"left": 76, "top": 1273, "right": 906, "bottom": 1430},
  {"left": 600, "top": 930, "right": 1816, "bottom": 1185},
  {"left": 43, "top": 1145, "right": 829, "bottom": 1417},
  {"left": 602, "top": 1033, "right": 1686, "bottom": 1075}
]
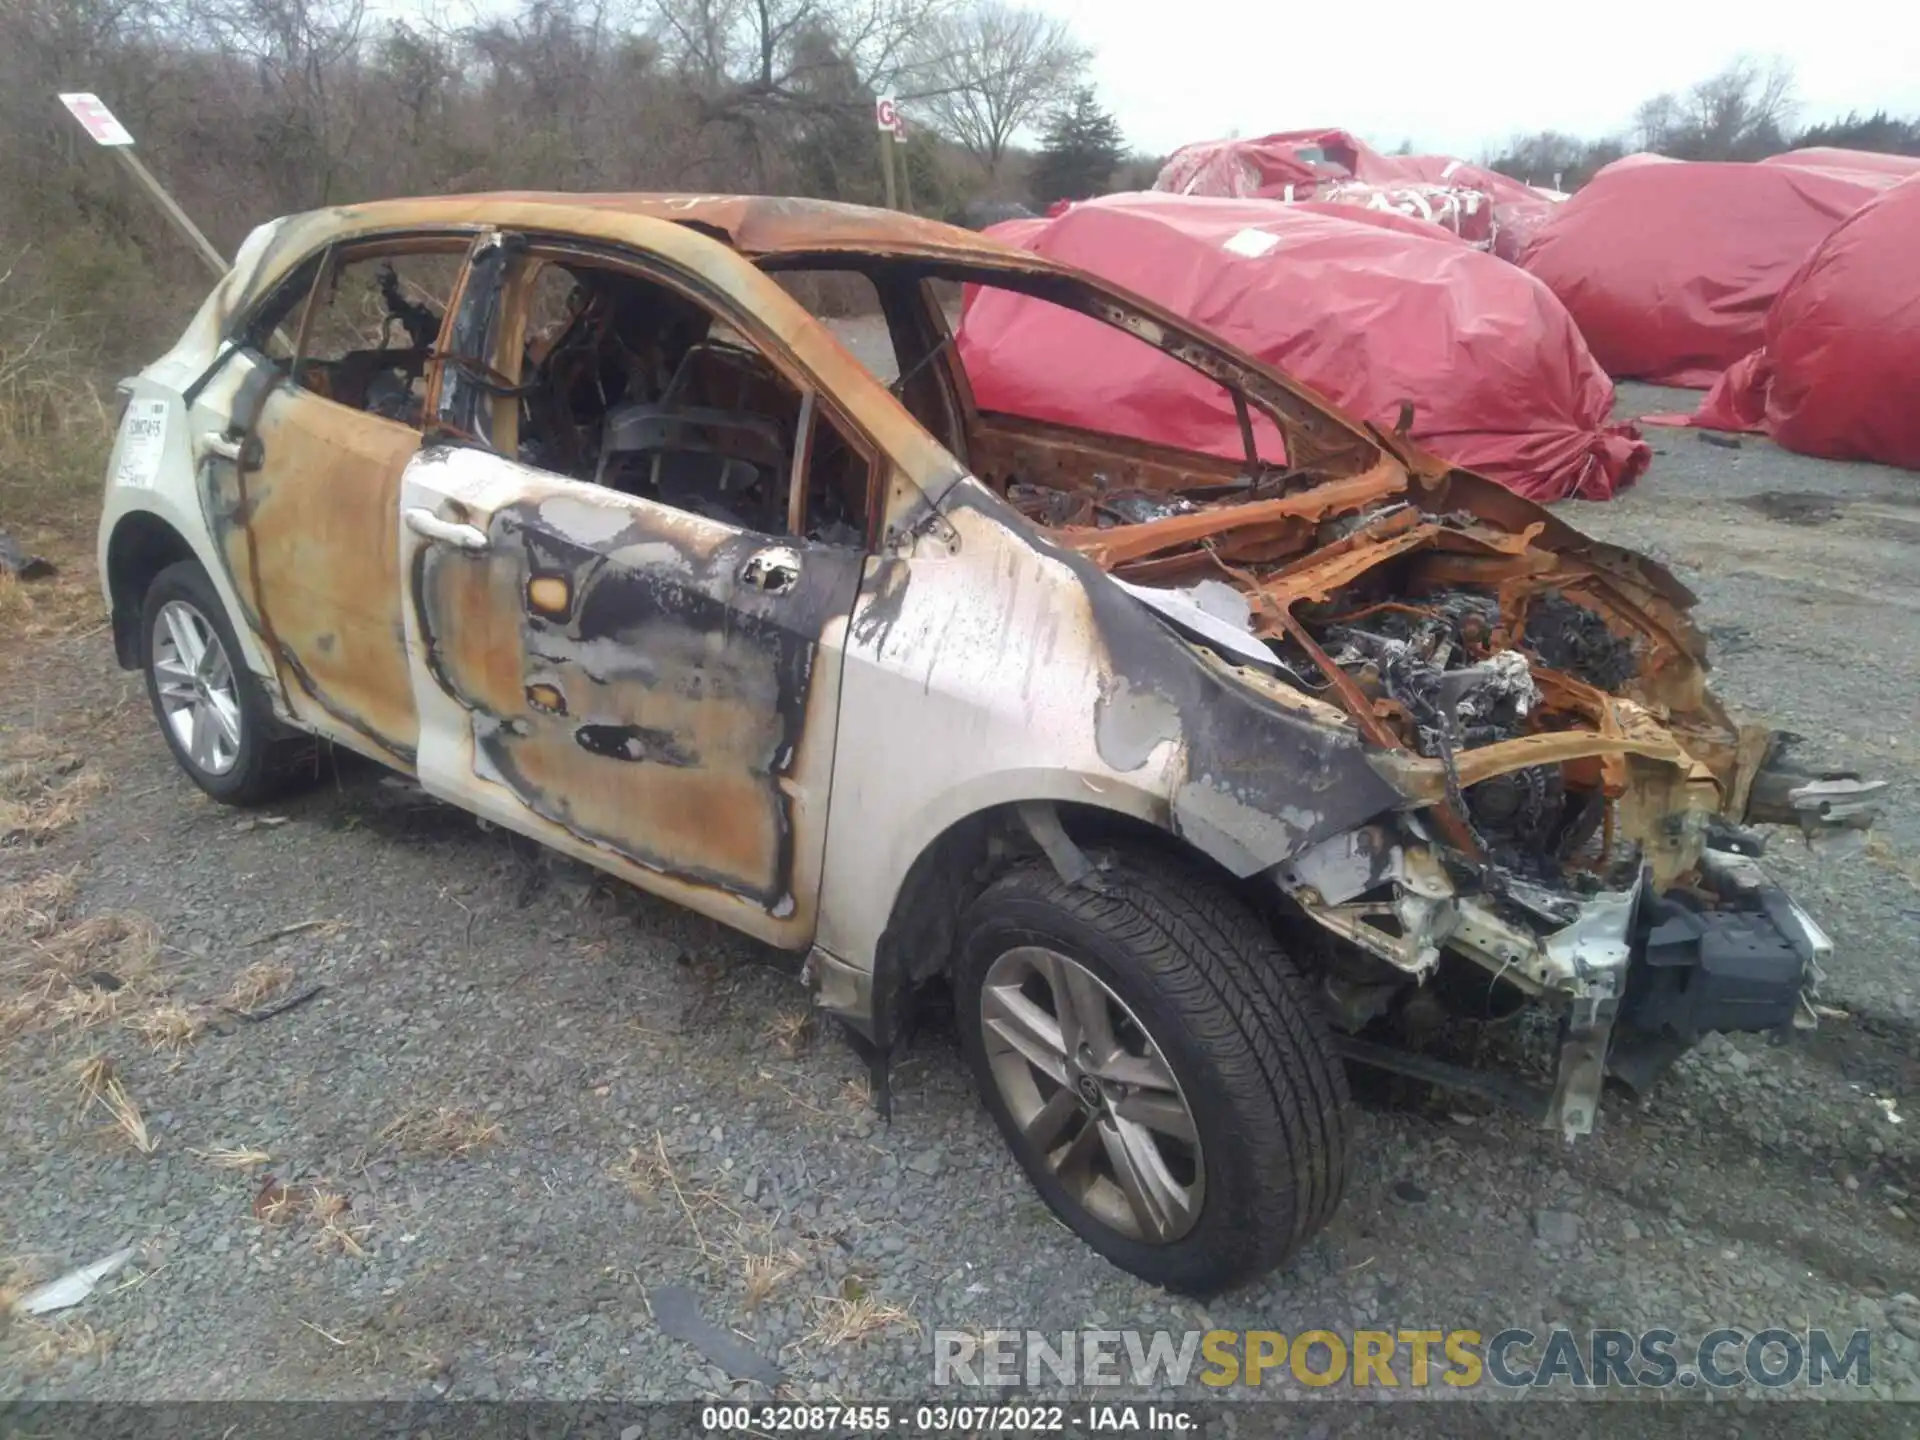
[{"left": 3, "top": 384, "right": 1916, "bottom": 1423}]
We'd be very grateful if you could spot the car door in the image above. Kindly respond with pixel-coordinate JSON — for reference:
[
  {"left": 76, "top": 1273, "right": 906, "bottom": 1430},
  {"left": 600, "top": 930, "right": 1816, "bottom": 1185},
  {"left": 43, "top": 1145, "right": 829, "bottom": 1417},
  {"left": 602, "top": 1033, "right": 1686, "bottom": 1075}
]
[
  {"left": 398, "top": 241, "right": 870, "bottom": 948},
  {"left": 194, "top": 234, "right": 476, "bottom": 768}
]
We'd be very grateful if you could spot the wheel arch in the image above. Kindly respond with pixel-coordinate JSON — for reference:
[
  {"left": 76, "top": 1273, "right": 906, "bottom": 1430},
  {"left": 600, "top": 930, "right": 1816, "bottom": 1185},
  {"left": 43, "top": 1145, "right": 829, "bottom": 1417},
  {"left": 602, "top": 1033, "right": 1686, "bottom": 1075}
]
[
  {"left": 105, "top": 510, "right": 199, "bottom": 669},
  {"left": 851, "top": 794, "right": 1269, "bottom": 1049}
]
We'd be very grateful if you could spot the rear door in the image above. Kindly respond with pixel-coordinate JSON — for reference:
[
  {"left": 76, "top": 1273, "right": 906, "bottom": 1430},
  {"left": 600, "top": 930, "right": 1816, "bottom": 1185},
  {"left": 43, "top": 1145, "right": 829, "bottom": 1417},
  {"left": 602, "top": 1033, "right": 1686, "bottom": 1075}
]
[
  {"left": 193, "top": 234, "right": 476, "bottom": 767},
  {"left": 399, "top": 242, "right": 873, "bottom": 947}
]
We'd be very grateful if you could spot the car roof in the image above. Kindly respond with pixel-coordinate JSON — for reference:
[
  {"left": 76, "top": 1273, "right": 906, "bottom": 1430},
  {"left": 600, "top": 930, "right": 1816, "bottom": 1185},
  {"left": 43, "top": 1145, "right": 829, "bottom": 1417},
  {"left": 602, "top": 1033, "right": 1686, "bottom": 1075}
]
[{"left": 288, "top": 192, "right": 1059, "bottom": 266}]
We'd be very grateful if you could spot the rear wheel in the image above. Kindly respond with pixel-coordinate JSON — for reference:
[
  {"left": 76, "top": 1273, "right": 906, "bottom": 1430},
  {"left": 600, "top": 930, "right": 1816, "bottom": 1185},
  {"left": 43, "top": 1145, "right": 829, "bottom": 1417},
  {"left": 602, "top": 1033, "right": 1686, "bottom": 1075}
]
[
  {"left": 955, "top": 854, "right": 1349, "bottom": 1295},
  {"left": 140, "top": 560, "right": 306, "bottom": 805}
]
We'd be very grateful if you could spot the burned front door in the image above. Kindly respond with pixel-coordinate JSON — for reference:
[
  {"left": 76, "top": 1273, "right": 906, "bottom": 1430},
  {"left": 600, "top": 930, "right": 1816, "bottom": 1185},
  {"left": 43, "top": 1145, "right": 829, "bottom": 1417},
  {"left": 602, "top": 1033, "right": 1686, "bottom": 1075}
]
[{"left": 400, "top": 451, "right": 862, "bottom": 947}]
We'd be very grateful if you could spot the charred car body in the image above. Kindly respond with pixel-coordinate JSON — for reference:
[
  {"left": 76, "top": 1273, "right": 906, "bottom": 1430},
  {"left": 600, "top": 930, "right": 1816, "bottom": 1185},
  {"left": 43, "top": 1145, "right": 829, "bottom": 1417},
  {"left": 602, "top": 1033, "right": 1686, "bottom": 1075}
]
[{"left": 99, "top": 195, "right": 1877, "bottom": 1293}]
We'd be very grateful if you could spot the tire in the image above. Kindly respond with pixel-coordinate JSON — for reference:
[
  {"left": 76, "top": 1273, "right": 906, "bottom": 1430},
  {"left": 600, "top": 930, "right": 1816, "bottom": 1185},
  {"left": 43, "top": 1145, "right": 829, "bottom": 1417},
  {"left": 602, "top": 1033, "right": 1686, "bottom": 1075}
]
[
  {"left": 955, "top": 853, "right": 1349, "bottom": 1295},
  {"left": 140, "top": 559, "right": 306, "bottom": 806}
]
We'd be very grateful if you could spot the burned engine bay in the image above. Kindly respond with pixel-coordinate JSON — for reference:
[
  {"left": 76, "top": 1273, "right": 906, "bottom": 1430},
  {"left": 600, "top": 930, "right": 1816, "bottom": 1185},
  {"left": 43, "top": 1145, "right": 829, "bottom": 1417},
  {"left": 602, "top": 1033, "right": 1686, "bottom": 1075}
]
[{"left": 998, "top": 452, "right": 1877, "bottom": 1133}]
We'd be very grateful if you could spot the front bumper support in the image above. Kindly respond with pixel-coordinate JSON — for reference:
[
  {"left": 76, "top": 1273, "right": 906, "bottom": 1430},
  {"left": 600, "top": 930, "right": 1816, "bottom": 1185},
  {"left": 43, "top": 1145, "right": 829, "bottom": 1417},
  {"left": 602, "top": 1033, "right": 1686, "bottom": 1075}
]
[{"left": 1291, "top": 832, "right": 1830, "bottom": 1136}]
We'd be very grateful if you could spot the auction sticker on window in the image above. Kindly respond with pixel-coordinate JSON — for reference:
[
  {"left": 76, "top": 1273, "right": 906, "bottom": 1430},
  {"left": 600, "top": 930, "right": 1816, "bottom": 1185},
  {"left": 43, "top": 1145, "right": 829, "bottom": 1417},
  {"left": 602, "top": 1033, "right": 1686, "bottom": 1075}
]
[{"left": 115, "top": 399, "right": 169, "bottom": 488}]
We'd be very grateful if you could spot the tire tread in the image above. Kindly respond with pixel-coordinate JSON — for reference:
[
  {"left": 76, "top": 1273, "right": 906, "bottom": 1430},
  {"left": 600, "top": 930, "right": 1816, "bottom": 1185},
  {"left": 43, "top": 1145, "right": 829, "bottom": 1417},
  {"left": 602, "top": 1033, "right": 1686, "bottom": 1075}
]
[{"left": 962, "top": 851, "right": 1350, "bottom": 1289}]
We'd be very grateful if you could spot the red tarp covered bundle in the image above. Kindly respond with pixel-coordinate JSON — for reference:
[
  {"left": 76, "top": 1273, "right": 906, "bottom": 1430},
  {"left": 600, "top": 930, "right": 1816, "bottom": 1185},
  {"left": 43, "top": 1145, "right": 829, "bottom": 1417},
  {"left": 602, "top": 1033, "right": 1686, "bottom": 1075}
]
[
  {"left": 1669, "top": 176, "right": 1920, "bottom": 469},
  {"left": 1517, "top": 155, "right": 1895, "bottom": 387},
  {"left": 1761, "top": 147, "right": 1920, "bottom": 180},
  {"left": 1154, "top": 128, "right": 1562, "bottom": 258},
  {"left": 958, "top": 193, "right": 1648, "bottom": 501}
]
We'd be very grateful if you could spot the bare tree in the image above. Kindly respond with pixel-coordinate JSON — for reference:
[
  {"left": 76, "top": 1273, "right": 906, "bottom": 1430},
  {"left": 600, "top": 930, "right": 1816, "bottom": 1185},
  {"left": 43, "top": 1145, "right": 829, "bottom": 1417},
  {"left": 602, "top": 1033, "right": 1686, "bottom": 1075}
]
[
  {"left": 1635, "top": 56, "right": 1797, "bottom": 161},
  {"left": 1632, "top": 92, "right": 1683, "bottom": 153},
  {"left": 655, "top": 0, "right": 950, "bottom": 100},
  {"left": 907, "top": 0, "right": 1086, "bottom": 174},
  {"left": 1684, "top": 55, "right": 1796, "bottom": 159},
  {"left": 652, "top": 0, "right": 954, "bottom": 191},
  {"left": 195, "top": 0, "right": 371, "bottom": 207}
]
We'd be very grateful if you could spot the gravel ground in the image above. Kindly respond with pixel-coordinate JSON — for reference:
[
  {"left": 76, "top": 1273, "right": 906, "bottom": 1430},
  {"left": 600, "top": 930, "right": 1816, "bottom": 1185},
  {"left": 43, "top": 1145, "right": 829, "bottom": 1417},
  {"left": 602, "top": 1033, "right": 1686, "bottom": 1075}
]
[{"left": 2, "top": 373, "right": 1917, "bottom": 1425}]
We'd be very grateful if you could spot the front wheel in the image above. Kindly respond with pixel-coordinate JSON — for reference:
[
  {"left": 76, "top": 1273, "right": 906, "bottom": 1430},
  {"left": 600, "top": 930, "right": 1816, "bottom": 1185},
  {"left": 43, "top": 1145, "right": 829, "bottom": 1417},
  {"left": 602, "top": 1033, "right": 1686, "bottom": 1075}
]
[
  {"left": 140, "top": 560, "right": 305, "bottom": 805},
  {"left": 955, "top": 854, "right": 1349, "bottom": 1295}
]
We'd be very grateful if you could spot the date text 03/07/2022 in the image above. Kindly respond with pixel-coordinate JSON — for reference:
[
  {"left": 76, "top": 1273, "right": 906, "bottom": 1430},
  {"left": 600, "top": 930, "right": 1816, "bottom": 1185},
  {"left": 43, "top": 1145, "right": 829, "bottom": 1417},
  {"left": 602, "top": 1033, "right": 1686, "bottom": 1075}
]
[{"left": 699, "top": 1402, "right": 1196, "bottom": 1432}]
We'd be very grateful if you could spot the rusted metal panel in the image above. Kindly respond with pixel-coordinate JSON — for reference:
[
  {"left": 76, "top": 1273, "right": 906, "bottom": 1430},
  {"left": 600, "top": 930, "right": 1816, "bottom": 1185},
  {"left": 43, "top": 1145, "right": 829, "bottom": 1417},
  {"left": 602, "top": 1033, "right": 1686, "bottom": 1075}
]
[
  {"left": 241, "top": 391, "right": 422, "bottom": 762},
  {"left": 404, "top": 455, "right": 858, "bottom": 943},
  {"left": 211, "top": 196, "right": 1393, "bottom": 526},
  {"left": 968, "top": 414, "right": 1246, "bottom": 505}
]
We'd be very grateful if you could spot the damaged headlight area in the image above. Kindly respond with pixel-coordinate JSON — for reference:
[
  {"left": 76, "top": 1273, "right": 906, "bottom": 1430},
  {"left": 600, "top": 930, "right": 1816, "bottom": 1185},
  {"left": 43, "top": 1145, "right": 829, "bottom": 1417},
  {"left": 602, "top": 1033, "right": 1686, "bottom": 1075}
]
[
  {"left": 1250, "top": 537, "right": 1842, "bottom": 1136},
  {"left": 1273, "top": 818, "right": 1831, "bottom": 1136},
  {"left": 1019, "top": 463, "right": 1875, "bottom": 1139}
]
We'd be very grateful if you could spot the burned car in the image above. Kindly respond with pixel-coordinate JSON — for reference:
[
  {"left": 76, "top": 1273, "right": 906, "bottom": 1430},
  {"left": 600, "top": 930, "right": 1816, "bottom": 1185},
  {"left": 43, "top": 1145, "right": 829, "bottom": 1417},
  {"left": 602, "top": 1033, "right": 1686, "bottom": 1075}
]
[{"left": 98, "top": 195, "right": 1875, "bottom": 1294}]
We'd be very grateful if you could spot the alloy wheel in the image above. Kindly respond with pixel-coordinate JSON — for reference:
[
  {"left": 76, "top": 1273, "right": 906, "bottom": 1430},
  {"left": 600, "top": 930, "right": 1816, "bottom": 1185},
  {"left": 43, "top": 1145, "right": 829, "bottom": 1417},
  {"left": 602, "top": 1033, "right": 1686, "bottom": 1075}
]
[
  {"left": 979, "top": 946, "right": 1205, "bottom": 1243},
  {"left": 152, "top": 599, "right": 243, "bottom": 776}
]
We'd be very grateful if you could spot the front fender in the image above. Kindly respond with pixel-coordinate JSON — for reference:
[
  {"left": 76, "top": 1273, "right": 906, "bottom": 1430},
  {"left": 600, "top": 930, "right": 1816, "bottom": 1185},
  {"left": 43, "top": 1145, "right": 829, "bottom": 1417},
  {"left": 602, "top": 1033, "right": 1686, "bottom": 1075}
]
[{"left": 815, "top": 480, "right": 1408, "bottom": 975}]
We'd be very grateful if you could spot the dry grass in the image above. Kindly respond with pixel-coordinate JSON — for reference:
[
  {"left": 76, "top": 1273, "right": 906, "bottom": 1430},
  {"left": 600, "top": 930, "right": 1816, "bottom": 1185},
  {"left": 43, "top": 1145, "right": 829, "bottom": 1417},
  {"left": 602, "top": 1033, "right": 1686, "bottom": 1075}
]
[
  {"left": 839, "top": 1074, "right": 874, "bottom": 1112},
  {"left": 96, "top": 1075, "right": 155, "bottom": 1155},
  {"left": 805, "top": 1294, "right": 917, "bottom": 1349},
  {"left": 72, "top": 1049, "right": 114, "bottom": 1103},
  {"left": 741, "top": 1244, "right": 805, "bottom": 1311},
  {"left": 610, "top": 1130, "right": 757, "bottom": 1272},
  {"left": 610, "top": 1143, "right": 668, "bottom": 1198},
  {"left": 193, "top": 1145, "right": 272, "bottom": 1169},
  {"left": 0, "top": 572, "right": 28, "bottom": 627},
  {"left": 249, "top": 1175, "right": 373, "bottom": 1257},
  {"left": 124, "top": 1000, "right": 205, "bottom": 1053},
  {"left": 252, "top": 1177, "right": 302, "bottom": 1227},
  {"left": 0, "top": 1255, "right": 40, "bottom": 1325},
  {"left": 0, "top": 993, "right": 42, "bottom": 1041},
  {"left": 380, "top": 1105, "right": 504, "bottom": 1159},
  {"left": 308, "top": 1188, "right": 373, "bottom": 1258},
  {"left": 0, "top": 343, "right": 114, "bottom": 624},
  {"left": 20, "top": 1319, "right": 114, "bottom": 1368},
  {"left": 34, "top": 913, "right": 160, "bottom": 987},
  {"left": 0, "top": 570, "right": 102, "bottom": 645},
  {"left": 0, "top": 753, "right": 108, "bottom": 847},
  {"left": 219, "top": 960, "right": 294, "bottom": 1011},
  {"left": 0, "top": 867, "right": 76, "bottom": 940},
  {"left": 43, "top": 984, "right": 127, "bottom": 1031},
  {"left": 1, "top": 905, "right": 166, "bottom": 1046},
  {"left": 760, "top": 1008, "right": 817, "bottom": 1058},
  {"left": 70, "top": 1052, "right": 154, "bottom": 1153}
]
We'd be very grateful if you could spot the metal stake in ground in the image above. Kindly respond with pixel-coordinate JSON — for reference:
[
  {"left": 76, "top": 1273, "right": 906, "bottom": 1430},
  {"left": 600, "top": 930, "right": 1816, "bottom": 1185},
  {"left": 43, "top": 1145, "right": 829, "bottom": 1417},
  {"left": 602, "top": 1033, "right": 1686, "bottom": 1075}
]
[
  {"left": 896, "top": 118, "right": 914, "bottom": 214},
  {"left": 57, "top": 92, "right": 227, "bottom": 280},
  {"left": 875, "top": 94, "right": 900, "bottom": 209}
]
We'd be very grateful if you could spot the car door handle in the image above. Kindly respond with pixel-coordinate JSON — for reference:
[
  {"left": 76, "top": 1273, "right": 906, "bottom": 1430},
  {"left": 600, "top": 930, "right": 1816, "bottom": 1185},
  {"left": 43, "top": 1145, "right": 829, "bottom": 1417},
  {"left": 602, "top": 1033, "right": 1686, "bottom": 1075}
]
[
  {"left": 738, "top": 545, "right": 801, "bottom": 595},
  {"left": 404, "top": 507, "right": 490, "bottom": 553}
]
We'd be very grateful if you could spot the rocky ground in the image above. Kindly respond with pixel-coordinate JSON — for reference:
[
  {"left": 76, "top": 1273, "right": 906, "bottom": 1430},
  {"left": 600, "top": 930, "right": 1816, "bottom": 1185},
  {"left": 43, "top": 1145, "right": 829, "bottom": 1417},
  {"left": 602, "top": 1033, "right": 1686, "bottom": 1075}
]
[{"left": 2, "top": 377, "right": 1916, "bottom": 1429}]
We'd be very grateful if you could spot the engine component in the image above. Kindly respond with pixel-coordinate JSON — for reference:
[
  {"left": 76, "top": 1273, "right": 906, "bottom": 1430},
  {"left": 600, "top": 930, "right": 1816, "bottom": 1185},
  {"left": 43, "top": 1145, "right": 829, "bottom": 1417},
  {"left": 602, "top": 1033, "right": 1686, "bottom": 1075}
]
[
  {"left": 1523, "top": 592, "right": 1638, "bottom": 690},
  {"left": 1465, "top": 761, "right": 1565, "bottom": 855}
]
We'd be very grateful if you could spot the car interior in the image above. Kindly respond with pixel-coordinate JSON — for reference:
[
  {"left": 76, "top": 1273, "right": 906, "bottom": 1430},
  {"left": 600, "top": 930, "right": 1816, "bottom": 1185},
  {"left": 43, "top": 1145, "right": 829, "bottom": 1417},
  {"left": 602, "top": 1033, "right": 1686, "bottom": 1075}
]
[
  {"left": 503, "top": 261, "right": 870, "bottom": 547},
  {"left": 279, "top": 250, "right": 465, "bottom": 426},
  {"left": 245, "top": 245, "right": 873, "bottom": 549}
]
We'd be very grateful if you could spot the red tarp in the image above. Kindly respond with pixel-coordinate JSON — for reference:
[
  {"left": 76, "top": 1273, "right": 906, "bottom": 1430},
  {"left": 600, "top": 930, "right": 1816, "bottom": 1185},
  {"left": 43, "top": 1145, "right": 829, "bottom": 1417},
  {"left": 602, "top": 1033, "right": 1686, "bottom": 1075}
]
[
  {"left": 959, "top": 193, "right": 1647, "bottom": 502},
  {"left": 1516, "top": 155, "right": 1894, "bottom": 387},
  {"left": 1154, "top": 128, "right": 1563, "bottom": 258},
  {"left": 1659, "top": 176, "right": 1920, "bottom": 469},
  {"left": 1761, "top": 147, "right": 1920, "bottom": 180}
]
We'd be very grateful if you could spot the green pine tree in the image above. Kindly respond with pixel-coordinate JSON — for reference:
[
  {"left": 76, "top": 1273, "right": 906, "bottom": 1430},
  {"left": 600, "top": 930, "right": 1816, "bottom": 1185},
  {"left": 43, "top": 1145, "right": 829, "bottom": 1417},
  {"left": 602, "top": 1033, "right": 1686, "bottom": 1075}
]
[{"left": 1029, "top": 88, "right": 1127, "bottom": 207}]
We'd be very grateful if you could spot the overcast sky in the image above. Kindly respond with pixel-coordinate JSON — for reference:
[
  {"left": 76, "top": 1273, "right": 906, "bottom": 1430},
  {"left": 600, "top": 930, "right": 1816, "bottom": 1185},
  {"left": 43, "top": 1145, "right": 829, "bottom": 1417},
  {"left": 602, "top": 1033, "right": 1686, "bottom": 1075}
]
[{"left": 1033, "top": 0, "right": 1920, "bottom": 160}]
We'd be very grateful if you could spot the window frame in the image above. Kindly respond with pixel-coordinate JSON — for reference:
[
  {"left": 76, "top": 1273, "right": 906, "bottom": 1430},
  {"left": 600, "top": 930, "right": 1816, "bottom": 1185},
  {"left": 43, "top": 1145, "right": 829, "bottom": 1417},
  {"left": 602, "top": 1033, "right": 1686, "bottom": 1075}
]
[
  {"left": 220, "top": 228, "right": 484, "bottom": 432},
  {"left": 485, "top": 235, "right": 888, "bottom": 551}
]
